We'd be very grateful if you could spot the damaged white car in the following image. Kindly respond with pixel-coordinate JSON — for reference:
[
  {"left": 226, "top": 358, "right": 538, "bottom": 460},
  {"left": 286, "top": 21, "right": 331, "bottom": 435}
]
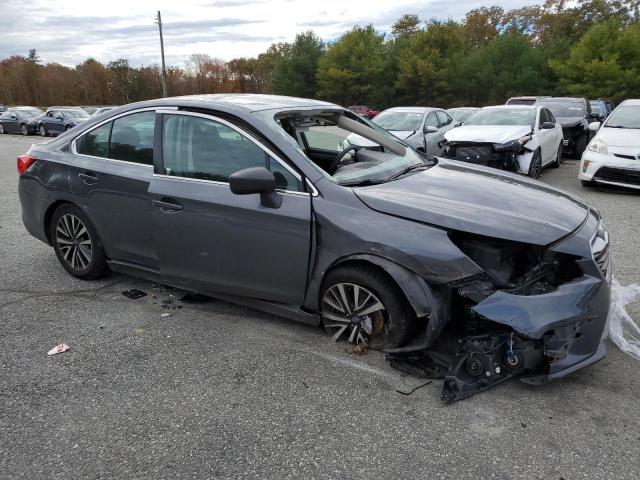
[{"left": 443, "top": 105, "right": 564, "bottom": 178}]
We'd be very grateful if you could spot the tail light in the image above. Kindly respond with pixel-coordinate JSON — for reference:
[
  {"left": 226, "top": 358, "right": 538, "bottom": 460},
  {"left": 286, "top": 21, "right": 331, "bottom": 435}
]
[{"left": 17, "top": 154, "right": 37, "bottom": 176}]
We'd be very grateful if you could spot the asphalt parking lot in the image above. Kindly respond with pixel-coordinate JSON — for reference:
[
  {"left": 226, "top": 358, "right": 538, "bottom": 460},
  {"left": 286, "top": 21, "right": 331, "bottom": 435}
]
[{"left": 1, "top": 133, "right": 639, "bottom": 479}]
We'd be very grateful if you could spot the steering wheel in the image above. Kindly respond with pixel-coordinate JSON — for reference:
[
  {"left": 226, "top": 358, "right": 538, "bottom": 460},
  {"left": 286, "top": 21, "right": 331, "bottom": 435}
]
[{"left": 329, "top": 145, "right": 360, "bottom": 175}]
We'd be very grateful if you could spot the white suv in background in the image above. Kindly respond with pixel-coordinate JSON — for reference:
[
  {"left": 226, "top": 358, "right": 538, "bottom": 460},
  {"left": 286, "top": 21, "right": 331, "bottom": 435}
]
[{"left": 580, "top": 99, "right": 640, "bottom": 190}]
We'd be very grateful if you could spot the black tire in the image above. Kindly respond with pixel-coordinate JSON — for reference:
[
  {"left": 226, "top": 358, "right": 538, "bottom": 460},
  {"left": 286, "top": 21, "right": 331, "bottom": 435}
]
[
  {"left": 20, "top": 123, "right": 28, "bottom": 136},
  {"left": 49, "top": 204, "right": 108, "bottom": 280},
  {"left": 581, "top": 179, "right": 596, "bottom": 187},
  {"left": 528, "top": 149, "right": 542, "bottom": 179},
  {"left": 320, "top": 264, "right": 415, "bottom": 349},
  {"left": 39, "top": 124, "right": 47, "bottom": 136},
  {"left": 574, "top": 134, "right": 588, "bottom": 158},
  {"left": 551, "top": 143, "right": 562, "bottom": 168}
]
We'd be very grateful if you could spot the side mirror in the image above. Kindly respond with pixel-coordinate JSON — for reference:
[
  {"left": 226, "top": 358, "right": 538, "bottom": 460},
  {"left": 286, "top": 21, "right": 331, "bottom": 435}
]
[
  {"left": 424, "top": 126, "right": 438, "bottom": 134},
  {"left": 541, "top": 122, "right": 556, "bottom": 129},
  {"left": 55, "top": 115, "right": 63, "bottom": 121},
  {"left": 454, "top": 121, "right": 462, "bottom": 127},
  {"left": 229, "top": 167, "right": 281, "bottom": 209},
  {"left": 588, "top": 121, "right": 601, "bottom": 132}
]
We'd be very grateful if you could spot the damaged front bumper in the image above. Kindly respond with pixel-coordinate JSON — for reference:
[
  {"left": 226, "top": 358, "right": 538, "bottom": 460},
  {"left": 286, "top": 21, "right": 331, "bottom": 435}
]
[{"left": 387, "top": 212, "right": 612, "bottom": 403}]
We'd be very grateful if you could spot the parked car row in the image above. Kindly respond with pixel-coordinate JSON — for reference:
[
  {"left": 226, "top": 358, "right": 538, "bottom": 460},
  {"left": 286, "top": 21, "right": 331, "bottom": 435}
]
[{"left": 0, "top": 105, "right": 115, "bottom": 136}]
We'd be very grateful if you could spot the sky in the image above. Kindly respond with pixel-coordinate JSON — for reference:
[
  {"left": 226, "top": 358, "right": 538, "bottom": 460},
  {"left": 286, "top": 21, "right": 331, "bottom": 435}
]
[{"left": 0, "top": 0, "right": 534, "bottom": 68}]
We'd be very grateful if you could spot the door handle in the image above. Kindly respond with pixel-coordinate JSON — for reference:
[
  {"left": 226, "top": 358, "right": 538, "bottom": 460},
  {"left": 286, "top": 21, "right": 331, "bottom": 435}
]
[
  {"left": 78, "top": 172, "right": 98, "bottom": 185},
  {"left": 152, "top": 198, "right": 183, "bottom": 212}
]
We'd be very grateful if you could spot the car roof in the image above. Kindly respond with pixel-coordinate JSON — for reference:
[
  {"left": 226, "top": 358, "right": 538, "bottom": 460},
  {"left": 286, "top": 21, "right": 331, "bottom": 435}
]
[
  {"left": 149, "top": 94, "right": 336, "bottom": 112},
  {"left": 447, "top": 107, "right": 479, "bottom": 111},
  {"left": 380, "top": 107, "right": 438, "bottom": 114},
  {"left": 537, "top": 97, "right": 585, "bottom": 103},
  {"left": 483, "top": 104, "right": 538, "bottom": 110},
  {"left": 620, "top": 99, "right": 640, "bottom": 106}
]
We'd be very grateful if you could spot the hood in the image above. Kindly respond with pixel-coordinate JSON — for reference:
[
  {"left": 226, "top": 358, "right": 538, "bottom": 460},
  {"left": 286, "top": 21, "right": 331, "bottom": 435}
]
[
  {"left": 347, "top": 130, "right": 415, "bottom": 147},
  {"left": 353, "top": 160, "right": 589, "bottom": 245},
  {"left": 556, "top": 116, "right": 584, "bottom": 128},
  {"left": 444, "top": 125, "right": 531, "bottom": 144},
  {"left": 597, "top": 127, "right": 640, "bottom": 147}
]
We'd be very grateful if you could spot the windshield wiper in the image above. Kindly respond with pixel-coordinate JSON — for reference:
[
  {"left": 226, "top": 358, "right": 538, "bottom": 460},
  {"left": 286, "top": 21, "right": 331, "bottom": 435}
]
[
  {"left": 605, "top": 125, "right": 630, "bottom": 129},
  {"left": 386, "top": 162, "right": 430, "bottom": 181},
  {"left": 340, "top": 179, "right": 387, "bottom": 187}
]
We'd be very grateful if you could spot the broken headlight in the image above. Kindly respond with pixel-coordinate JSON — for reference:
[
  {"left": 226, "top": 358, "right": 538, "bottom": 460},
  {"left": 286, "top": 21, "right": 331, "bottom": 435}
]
[{"left": 493, "top": 134, "right": 532, "bottom": 153}]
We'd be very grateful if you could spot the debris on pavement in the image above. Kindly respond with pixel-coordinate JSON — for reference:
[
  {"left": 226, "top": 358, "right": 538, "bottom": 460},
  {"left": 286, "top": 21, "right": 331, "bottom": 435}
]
[
  {"left": 608, "top": 278, "right": 640, "bottom": 361},
  {"left": 346, "top": 343, "right": 368, "bottom": 355},
  {"left": 47, "top": 343, "right": 70, "bottom": 356},
  {"left": 160, "top": 312, "right": 171, "bottom": 318},
  {"left": 396, "top": 380, "right": 432, "bottom": 396},
  {"left": 122, "top": 289, "right": 147, "bottom": 300}
]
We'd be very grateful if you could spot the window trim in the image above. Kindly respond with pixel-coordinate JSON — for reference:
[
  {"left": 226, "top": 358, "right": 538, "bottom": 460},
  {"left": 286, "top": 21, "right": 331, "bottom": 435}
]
[
  {"left": 71, "top": 107, "right": 172, "bottom": 168},
  {"left": 156, "top": 109, "right": 315, "bottom": 195}
]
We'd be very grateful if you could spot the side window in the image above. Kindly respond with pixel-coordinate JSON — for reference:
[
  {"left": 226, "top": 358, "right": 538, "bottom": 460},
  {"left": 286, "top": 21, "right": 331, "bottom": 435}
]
[
  {"left": 424, "top": 113, "right": 439, "bottom": 128},
  {"left": 0, "top": 112, "right": 8, "bottom": 120},
  {"left": 46, "top": 111, "right": 55, "bottom": 118},
  {"left": 538, "top": 109, "right": 547, "bottom": 127},
  {"left": 109, "top": 111, "right": 155, "bottom": 165},
  {"left": 78, "top": 122, "right": 112, "bottom": 158},
  {"left": 436, "top": 111, "right": 452, "bottom": 127},
  {"left": 162, "top": 114, "right": 303, "bottom": 191},
  {"left": 547, "top": 109, "right": 556, "bottom": 123}
]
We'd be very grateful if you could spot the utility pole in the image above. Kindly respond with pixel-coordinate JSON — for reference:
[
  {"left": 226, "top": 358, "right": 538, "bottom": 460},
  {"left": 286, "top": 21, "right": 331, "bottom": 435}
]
[{"left": 155, "top": 10, "right": 168, "bottom": 97}]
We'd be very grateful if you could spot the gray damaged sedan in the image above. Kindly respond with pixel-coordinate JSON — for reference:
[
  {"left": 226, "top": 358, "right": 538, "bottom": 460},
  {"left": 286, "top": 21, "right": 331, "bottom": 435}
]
[{"left": 18, "top": 95, "right": 611, "bottom": 402}]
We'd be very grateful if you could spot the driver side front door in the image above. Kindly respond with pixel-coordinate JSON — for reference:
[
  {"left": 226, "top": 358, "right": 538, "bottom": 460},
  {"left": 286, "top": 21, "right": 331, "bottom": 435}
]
[{"left": 150, "top": 111, "right": 312, "bottom": 305}]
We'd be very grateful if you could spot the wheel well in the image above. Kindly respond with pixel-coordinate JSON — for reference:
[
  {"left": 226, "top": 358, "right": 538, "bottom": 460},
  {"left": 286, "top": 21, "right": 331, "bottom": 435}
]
[{"left": 43, "top": 200, "right": 73, "bottom": 244}]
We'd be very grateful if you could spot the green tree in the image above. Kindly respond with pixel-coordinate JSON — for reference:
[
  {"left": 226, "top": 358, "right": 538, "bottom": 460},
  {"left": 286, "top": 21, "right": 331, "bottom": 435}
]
[
  {"left": 454, "top": 33, "right": 552, "bottom": 106},
  {"left": 394, "top": 20, "right": 464, "bottom": 106},
  {"left": 391, "top": 14, "right": 421, "bottom": 37},
  {"left": 271, "top": 31, "right": 325, "bottom": 98},
  {"left": 551, "top": 20, "right": 640, "bottom": 103},
  {"left": 316, "top": 25, "right": 392, "bottom": 107}
]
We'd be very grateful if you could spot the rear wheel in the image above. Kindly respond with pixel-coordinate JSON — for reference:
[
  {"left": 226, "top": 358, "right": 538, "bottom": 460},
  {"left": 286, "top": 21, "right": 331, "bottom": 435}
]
[
  {"left": 39, "top": 124, "right": 47, "bottom": 136},
  {"left": 0, "top": 124, "right": 4, "bottom": 134},
  {"left": 528, "top": 149, "right": 542, "bottom": 179},
  {"left": 320, "top": 265, "right": 414, "bottom": 349},
  {"left": 20, "top": 123, "right": 28, "bottom": 136},
  {"left": 49, "top": 204, "right": 108, "bottom": 280}
]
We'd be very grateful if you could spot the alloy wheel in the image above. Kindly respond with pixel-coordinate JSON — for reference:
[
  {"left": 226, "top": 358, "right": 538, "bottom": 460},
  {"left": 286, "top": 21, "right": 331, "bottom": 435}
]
[
  {"left": 39, "top": 125, "right": 46, "bottom": 136},
  {"left": 55, "top": 214, "right": 92, "bottom": 270},
  {"left": 21, "top": 124, "right": 28, "bottom": 135},
  {"left": 0, "top": 125, "right": 4, "bottom": 134},
  {"left": 322, "top": 282, "right": 386, "bottom": 344},
  {"left": 529, "top": 152, "right": 542, "bottom": 179}
]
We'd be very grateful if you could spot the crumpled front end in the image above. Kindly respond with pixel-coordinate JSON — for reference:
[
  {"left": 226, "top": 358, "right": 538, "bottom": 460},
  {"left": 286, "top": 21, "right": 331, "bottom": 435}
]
[
  {"left": 443, "top": 140, "right": 534, "bottom": 175},
  {"left": 387, "top": 209, "right": 611, "bottom": 403}
]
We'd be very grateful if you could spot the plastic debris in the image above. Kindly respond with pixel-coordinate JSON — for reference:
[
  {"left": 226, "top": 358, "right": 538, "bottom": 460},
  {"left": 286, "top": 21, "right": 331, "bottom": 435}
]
[
  {"left": 160, "top": 312, "right": 171, "bottom": 318},
  {"left": 122, "top": 289, "right": 147, "bottom": 300},
  {"left": 47, "top": 343, "right": 70, "bottom": 356},
  {"left": 608, "top": 278, "right": 640, "bottom": 361}
]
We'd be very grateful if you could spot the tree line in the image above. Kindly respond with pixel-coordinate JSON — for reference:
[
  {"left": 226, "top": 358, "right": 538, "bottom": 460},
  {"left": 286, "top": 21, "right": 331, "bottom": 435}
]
[{"left": 1, "top": 0, "right": 639, "bottom": 109}]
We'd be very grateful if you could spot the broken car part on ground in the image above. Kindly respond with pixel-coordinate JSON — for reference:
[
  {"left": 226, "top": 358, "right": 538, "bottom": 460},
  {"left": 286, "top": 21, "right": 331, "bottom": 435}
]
[{"left": 18, "top": 94, "right": 612, "bottom": 403}]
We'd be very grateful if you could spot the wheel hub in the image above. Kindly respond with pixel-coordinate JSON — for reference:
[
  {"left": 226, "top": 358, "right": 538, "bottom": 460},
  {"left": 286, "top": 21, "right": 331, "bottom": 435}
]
[{"left": 321, "top": 283, "right": 386, "bottom": 344}]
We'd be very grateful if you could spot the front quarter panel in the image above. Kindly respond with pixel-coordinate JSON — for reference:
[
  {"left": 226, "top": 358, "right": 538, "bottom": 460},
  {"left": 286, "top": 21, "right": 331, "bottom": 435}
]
[{"left": 304, "top": 178, "right": 483, "bottom": 312}]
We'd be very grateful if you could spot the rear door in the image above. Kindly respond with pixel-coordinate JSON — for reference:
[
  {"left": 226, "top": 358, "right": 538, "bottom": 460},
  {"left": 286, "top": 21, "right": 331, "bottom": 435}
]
[
  {"left": 70, "top": 110, "right": 158, "bottom": 269},
  {"left": 2, "top": 111, "right": 18, "bottom": 133},
  {"left": 149, "top": 110, "right": 312, "bottom": 305}
]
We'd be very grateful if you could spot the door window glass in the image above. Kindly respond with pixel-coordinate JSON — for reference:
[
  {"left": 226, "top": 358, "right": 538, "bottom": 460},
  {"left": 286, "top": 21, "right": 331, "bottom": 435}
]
[
  {"left": 109, "top": 111, "right": 155, "bottom": 165},
  {"left": 78, "top": 122, "right": 112, "bottom": 158},
  {"left": 162, "top": 114, "right": 302, "bottom": 191},
  {"left": 424, "top": 113, "right": 439, "bottom": 128},
  {"left": 436, "top": 111, "right": 452, "bottom": 127}
]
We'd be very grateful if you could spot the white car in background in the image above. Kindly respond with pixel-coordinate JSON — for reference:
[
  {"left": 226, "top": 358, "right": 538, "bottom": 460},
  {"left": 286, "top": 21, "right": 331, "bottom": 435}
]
[
  {"left": 346, "top": 107, "right": 456, "bottom": 155},
  {"left": 580, "top": 99, "right": 640, "bottom": 190},
  {"left": 443, "top": 105, "right": 564, "bottom": 178}
]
